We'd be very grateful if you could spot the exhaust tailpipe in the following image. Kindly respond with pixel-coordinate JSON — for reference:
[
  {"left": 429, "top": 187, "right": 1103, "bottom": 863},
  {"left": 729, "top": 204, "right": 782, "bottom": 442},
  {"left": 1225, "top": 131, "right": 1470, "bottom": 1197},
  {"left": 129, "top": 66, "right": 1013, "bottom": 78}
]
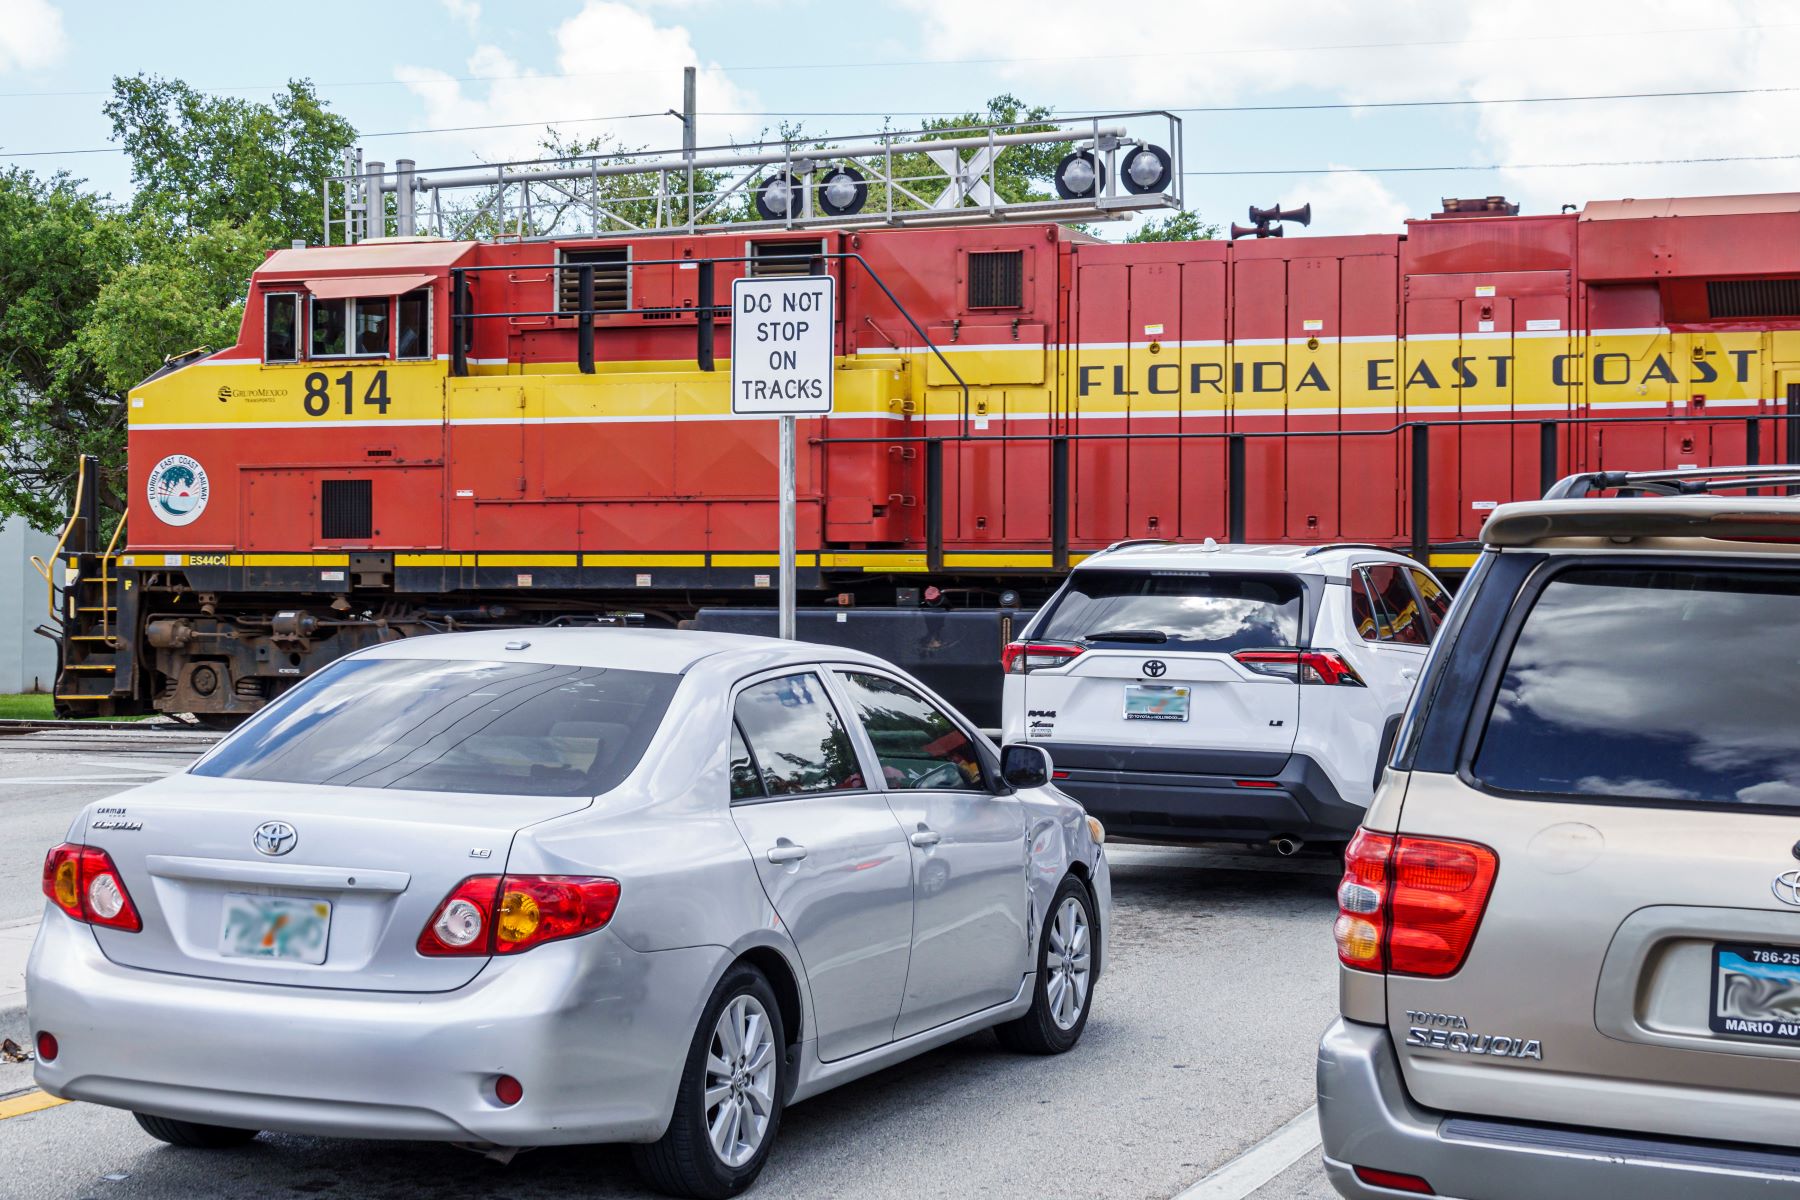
[{"left": 1272, "top": 837, "right": 1304, "bottom": 857}]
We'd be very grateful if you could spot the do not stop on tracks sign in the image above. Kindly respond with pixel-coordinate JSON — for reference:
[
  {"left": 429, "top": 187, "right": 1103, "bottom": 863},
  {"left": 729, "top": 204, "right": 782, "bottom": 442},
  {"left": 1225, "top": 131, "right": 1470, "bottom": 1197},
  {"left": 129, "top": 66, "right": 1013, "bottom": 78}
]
[
  {"left": 729, "top": 273, "right": 836, "bottom": 639},
  {"left": 730, "top": 275, "right": 836, "bottom": 415}
]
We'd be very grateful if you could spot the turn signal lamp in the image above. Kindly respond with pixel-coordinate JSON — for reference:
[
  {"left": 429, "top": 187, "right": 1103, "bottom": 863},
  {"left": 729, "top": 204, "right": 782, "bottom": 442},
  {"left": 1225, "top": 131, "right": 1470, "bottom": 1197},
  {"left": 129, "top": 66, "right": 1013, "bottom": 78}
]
[
  {"left": 420, "top": 875, "right": 621, "bottom": 957},
  {"left": 1335, "top": 828, "right": 1498, "bottom": 977},
  {"left": 42, "top": 844, "right": 142, "bottom": 932}
]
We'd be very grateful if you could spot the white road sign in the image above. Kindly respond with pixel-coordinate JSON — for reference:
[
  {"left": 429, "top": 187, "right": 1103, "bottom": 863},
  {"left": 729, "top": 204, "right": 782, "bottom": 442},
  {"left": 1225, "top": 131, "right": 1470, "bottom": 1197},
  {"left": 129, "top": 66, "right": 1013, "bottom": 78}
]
[{"left": 730, "top": 275, "right": 835, "bottom": 415}]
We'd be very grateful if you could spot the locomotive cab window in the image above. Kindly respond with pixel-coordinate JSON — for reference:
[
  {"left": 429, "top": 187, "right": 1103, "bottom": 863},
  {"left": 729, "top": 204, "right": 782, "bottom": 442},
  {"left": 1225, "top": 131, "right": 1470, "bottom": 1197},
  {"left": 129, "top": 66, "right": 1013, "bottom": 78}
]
[
  {"left": 396, "top": 289, "right": 431, "bottom": 360},
  {"left": 265, "top": 293, "right": 299, "bottom": 363},
  {"left": 311, "top": 296, "right": 396, "bottom": 359}
]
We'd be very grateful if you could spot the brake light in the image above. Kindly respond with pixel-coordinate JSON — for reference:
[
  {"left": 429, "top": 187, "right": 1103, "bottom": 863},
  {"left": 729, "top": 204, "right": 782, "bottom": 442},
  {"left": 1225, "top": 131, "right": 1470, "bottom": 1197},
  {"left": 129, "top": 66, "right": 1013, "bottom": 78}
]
[
  {"left": 41, "top": 844, "right": 142, "bottom": 933},
  {"left": 1233, "top": 649, "right": 1366, "bottom": 686},
  {"left": 1002, "top": 641, "right": 1085, "bottom": 674},
  {"left": 419, "top": 875, "right": 621, "bottom": 957},
  {"left": 1334, "top": 828, "right": 1497, "bottom": 977}
]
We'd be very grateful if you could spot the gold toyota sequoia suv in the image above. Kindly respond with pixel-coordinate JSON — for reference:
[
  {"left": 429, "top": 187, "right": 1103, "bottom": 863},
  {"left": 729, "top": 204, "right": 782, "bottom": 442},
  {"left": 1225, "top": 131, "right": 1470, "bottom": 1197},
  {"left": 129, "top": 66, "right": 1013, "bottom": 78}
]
[{"left": 1318, "top": 465, "right": 1800, "bottom": 1199}]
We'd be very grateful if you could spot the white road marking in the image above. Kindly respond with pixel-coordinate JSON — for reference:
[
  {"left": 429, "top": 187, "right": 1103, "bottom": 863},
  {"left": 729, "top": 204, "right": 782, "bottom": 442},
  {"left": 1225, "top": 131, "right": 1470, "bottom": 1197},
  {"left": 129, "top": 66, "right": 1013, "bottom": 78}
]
[{"left": 1175, "top": 1105, "right": 1322, "bottom": 1199}]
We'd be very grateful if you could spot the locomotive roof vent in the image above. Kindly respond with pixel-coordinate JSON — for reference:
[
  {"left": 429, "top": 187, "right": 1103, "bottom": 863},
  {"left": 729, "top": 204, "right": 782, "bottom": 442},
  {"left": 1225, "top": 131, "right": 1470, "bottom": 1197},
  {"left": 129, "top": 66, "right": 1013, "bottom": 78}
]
[{"left": 1432, "top": 196, "right": 1520, "bottom": 219}]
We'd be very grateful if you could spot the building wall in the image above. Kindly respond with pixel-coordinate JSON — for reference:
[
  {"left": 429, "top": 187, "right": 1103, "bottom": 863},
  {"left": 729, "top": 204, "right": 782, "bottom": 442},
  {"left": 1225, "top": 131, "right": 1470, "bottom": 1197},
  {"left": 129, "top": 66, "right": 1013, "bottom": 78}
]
[{"left": 0, "top": 518, "right": 58, "bottom": 694}]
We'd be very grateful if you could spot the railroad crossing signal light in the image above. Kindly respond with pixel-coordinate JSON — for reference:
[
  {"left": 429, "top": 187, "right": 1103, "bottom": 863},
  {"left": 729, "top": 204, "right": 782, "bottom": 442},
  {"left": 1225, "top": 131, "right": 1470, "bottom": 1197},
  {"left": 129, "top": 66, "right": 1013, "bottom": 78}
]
[
  {"left": 1054, "top": 150, "right": 1105, "bottom": 200},
  {"left": 755, "top": 173, "right": 804, "bottom": 221},
  {"left": 1122, "top": 145, "right": 1172, "bottom": 194},
  {"left": 817, "top": 166, "right": 868, "bottom": 217}
]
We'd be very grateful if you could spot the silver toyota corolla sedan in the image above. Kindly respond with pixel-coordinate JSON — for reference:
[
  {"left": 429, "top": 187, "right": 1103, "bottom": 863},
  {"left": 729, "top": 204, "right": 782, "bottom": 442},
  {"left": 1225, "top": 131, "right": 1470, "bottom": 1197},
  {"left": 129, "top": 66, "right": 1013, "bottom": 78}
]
[{"left": 28, "top": 629, "right": 1108, "bottom": 1198}]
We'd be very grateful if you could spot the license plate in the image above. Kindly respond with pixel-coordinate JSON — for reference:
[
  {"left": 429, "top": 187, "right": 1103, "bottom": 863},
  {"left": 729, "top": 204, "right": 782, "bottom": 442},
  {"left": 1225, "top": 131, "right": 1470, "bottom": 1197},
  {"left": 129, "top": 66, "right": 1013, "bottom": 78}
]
[
  {"left": 1124, "top": 683, "right": 1190, "bottom": 722},
  {"left": 1710, "top": 942, "right": 1800, "bottom": 1041},
  {"left": 220, "top": 893, "right": 331, "bottom": 964}
]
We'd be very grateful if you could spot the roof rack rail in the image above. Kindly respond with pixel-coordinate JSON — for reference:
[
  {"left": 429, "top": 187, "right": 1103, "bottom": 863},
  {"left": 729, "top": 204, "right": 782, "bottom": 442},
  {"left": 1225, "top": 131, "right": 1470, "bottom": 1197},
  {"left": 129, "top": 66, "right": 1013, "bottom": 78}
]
[
  {"left": 1545, "top": 464, "right": 1800, "bottom": 499},
  {"left": 1096, "top": 537, "right": 1172, "bottom": 555},
  {"left": 1300, "top": 542, "right": 1398, "bottom": 557}
]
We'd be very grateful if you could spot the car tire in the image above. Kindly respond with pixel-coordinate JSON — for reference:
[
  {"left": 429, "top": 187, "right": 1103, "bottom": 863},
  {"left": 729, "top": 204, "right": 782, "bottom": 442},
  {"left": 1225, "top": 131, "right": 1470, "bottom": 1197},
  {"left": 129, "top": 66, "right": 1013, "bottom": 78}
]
[
  {"left": 133, "top": 1112, "right": 260, "bottom": 1148},
  {"left": 633, "top": 963, "right": 788, "bottom": 1200},
  {"left": 996, "top": 874, "right": 1096, "bottom": 1055}
]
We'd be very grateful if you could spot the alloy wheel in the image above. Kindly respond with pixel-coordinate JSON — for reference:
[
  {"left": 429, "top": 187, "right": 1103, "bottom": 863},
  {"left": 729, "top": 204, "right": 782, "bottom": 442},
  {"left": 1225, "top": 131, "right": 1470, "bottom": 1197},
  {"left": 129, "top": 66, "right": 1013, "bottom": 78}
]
[
  {"left": 704, "top": 994, "right": 778, "bottom": 1167},
  {"left": 1046, "top": 895, "right": 1092, "bottom": 1031}
]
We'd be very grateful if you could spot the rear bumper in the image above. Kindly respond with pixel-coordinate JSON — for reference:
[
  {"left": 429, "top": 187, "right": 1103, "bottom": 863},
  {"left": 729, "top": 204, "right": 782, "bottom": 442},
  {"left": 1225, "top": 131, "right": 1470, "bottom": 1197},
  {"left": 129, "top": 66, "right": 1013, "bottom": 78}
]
[
  {"left": 1318, "top": 1018, "right": 1800, "bottom": 1199},
  {"left": 1033, "top": 743, "right": 1362, "bottom": 843},
  {"left": 27, "top": 911, "right": 722, "bottom": 1146}
]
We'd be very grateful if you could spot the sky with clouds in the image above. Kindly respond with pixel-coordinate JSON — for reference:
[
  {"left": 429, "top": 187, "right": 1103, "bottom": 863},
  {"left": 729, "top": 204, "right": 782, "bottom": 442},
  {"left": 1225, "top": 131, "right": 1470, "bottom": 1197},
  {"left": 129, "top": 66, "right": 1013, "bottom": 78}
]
[{"left": 4, "top": 0, "right": 1800, "bottom": 239}]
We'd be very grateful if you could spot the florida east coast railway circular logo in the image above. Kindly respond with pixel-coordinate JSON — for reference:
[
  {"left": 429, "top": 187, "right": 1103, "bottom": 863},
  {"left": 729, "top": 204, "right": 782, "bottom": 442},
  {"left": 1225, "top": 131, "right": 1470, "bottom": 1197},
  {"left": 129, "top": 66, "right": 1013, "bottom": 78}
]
[{"left": 146, "top": 453, "right": 210, "bottom": 526}]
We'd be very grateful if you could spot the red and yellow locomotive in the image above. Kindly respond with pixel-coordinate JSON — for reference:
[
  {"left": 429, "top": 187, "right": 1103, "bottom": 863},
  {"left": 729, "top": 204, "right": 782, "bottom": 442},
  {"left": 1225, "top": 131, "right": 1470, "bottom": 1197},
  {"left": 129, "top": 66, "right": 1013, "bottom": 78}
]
[{"left": 49, "top": 115, "right": 1800, "bottom": 723}]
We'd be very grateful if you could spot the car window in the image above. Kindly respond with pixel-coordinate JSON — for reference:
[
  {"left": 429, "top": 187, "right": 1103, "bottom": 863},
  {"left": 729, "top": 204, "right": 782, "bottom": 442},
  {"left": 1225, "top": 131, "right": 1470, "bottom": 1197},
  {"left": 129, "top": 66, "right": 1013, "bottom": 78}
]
[
  {"left": 836, "top": 671, "right": 985, "bottom": 791},
  {"left": 1359, "top": 564, "right": 1429, "bottom": 646},
  {"left": 1472, "top": 565, "right": 1800, "bottom": 807},
  {"left": 729, "top": 721, "right": 763, "bottom": 801},
  {"left": 193, "top": 657, "right": 678, "bottom": 797},
  {"left": 1034, "top": 570, "right": 1303, "bottom": 652},
  {"left": 1410, "top": 568, "right": 1452, "bottom": 631},
  {"left": 733, "top": 673, "right": 861, "bottom": 796}
]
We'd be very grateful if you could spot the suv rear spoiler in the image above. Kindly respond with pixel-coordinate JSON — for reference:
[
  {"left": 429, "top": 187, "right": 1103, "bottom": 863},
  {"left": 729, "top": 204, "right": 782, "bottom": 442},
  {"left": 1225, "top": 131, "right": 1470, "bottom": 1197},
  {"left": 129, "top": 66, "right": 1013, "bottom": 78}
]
[{"left": 1544, "top": 464, "right": 1800, "bottom": 498}]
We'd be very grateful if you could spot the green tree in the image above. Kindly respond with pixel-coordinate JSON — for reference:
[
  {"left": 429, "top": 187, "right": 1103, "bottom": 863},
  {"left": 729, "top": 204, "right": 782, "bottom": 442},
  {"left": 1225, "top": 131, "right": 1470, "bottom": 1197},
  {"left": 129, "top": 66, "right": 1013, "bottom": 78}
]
[
  {"left": 0, "top": 169, "right": 134, "bottom": 530},
  {"left": 1127, "top": 209, "right": 1219, "bottom": 242},
  {"left": 0, "top": 77, "right": 358, "bottom": 532},
  {"left": 104, "top": 74, "right": 355, "bottom": 244}
]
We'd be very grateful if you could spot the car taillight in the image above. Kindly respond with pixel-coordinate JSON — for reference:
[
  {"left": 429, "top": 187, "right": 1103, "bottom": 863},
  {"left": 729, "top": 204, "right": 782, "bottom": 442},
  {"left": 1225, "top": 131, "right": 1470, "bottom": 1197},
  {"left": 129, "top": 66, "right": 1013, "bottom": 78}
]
[
  {"left": 41, "top": 844, "right": 142, "bottom": 933},
  {"left": 1334, "top": 828, "right": 1497, "bottom": 977},
  {"left": 1002, "top": 641, "right": 1085, "bottom": 674},
  {"left": 419, "top": 875, "right": 620, "bottom": 957},
  {"left": 1233, "top": 649, "right": 1366, "bottom": 686}
]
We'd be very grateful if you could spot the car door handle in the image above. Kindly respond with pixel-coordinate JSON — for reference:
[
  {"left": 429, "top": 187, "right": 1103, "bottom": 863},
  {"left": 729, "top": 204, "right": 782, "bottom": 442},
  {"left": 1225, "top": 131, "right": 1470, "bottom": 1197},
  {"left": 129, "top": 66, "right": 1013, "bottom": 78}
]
[
  {"left": 910, "top": 829, "right": 942, "bottom": 848},
  {"left": 766, "top": 842, "right": 808, "bottom": 864},
  {"left": 1400, "top": 668, "right": 1419, "bottom": 681}
]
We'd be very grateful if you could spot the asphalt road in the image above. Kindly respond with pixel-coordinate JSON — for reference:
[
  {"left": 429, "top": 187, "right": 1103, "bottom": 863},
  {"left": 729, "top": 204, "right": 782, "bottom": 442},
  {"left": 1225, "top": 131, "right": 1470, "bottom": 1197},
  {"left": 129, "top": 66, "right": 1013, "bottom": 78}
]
[{"left": 0, "top": 731, "right": 1346, "bottom": 1200}]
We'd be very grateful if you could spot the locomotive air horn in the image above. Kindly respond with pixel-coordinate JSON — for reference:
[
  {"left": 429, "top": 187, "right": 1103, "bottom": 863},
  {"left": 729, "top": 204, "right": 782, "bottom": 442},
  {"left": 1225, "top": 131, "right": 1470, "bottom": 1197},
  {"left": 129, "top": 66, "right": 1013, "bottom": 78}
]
[
  {"left": 1248, "top": 202, "right": 1311, "bottom": 227},
  {"left": 1230, "top": 222, "right": 1285, "bottom": 239}
]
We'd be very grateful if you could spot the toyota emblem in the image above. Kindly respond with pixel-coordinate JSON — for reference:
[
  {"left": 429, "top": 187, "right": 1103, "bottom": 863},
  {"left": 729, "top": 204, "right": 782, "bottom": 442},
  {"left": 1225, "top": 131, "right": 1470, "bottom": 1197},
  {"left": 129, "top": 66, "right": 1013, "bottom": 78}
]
[
  {"left": 1143, "top": 660, "right": 1168, "bottom": 678},
  {"left": 1773, "top": 870, "right": 1800, "bottom": 908},
  {"left": 253, "top": 821, "right": 298, "bottom": 857}
]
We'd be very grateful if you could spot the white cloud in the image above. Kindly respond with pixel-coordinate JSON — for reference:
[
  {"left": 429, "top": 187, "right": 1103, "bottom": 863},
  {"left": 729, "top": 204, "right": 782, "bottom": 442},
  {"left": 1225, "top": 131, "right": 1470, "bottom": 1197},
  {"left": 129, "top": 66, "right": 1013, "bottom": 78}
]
[
  {"left": 894, "top": 0, "right": 1800, "bottom": 218},
  {"left": 439, "top": 0, "right": 479, "bottom": 31},
  {"left": 395, "top": 1, "right": 760, "bottom": 165},
  {"left": 0, "top": 0, "right": 67, "bottom": 72},
  {"left": 1274, "top": 169, "right": 1409, "bottom": 236}
]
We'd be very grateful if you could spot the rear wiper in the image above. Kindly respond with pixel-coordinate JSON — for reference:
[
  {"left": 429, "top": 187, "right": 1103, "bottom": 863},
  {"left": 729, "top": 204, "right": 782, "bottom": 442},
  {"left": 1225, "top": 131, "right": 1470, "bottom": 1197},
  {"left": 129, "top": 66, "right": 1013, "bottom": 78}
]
[{"left": 1083, "top": 628, "right": 1168, "bottom": 643}]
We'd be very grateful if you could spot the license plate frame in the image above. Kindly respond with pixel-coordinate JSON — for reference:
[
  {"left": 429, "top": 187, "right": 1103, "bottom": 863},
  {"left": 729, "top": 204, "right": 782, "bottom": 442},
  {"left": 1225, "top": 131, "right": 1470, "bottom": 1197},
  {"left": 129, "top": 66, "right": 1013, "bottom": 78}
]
[
  {"left": 1123, "top": 683, "right": 1190, "bottom": 723},
  {"left": 219, "top": 893, "right": 332, "bottom": 965},
  {"left": 1709, "top": 941, "right": 1800, "bottom": 1042}
]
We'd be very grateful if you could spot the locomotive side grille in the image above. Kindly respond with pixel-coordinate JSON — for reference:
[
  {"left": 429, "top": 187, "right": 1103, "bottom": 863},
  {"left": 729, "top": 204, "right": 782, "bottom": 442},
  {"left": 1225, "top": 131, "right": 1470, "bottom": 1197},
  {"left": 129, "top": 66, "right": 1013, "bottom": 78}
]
[
  {"left": 558, "top": 248, "right": 630, "bottom": 313},
  {"left": 1707, "top": 278, "right": 1800, "bottom": 319},
  {"left": 320, "top": 479, "right": 373, "bottom": 541},
  {"left": 967, "top": 250, "right": 1024, "bottom": 309},
  {"left": 749, "top": 239, "right": 826, "bottom": 277}
]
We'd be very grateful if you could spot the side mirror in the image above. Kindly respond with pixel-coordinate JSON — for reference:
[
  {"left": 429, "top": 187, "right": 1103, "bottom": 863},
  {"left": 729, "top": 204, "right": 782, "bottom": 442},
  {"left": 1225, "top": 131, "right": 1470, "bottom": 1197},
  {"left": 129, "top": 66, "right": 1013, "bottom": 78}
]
[{"left": 1001, "top": 744, "right": 1053, "bottom": 790}]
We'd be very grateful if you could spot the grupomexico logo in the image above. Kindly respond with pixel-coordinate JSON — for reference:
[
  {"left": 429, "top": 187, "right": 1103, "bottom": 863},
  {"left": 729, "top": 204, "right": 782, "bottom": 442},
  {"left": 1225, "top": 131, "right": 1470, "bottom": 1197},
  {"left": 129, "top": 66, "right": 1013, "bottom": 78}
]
[{"left": 146, "top": 454, "right": 210, "bottom": 527}]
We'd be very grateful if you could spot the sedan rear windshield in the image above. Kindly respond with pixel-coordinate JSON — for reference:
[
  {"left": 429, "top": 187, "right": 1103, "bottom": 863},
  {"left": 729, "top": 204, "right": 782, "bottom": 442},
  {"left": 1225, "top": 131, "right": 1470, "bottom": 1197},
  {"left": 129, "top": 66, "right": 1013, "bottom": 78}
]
[
  {"left": 1034, "top": 570, "right": 1303, "bottom": 652},
  {"left": 1473, "top": 566, "right": 1800, "bottom": 808},
  {"left": 193, "top": 658, "right": 679, "bottom": 797}
]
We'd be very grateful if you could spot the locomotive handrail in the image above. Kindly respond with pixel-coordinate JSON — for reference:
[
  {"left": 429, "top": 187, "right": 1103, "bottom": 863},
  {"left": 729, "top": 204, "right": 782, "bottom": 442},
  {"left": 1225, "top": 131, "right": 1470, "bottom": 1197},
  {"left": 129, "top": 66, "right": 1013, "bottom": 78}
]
[
  {"left": 448, "top": 251, "right": 975, "bottom": 437},
  {"left": 100, "top": 506, "right": 128, "bottom": 645},
  {"left": 30, "top": 453, "right": 89, "bottom": 622}
]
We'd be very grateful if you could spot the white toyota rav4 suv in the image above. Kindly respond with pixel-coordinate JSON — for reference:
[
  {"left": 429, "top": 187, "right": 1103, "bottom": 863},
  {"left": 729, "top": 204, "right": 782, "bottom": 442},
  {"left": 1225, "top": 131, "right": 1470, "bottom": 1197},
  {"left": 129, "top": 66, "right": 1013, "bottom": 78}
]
[{"left": 1000, "top": 542, "right": 1452, "bottom": 849}]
